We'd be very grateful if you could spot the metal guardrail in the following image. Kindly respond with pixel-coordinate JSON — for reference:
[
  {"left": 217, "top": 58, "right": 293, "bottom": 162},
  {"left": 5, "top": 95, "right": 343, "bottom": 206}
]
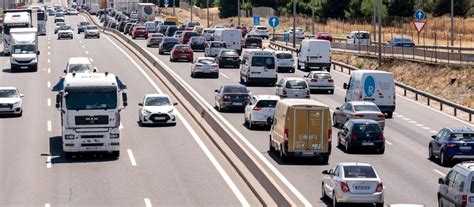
[{"left": 269, "top": 41, "right": 473, "bottom": 122}]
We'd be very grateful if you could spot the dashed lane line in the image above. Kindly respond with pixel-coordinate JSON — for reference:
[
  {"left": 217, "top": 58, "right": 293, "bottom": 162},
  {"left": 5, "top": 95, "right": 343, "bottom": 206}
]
[
  {"left": 47, "top": 98, "right": 51, "bottom": 107},
  {"left": 433, "top": 169, "right": 446, "bottom": 177},
  {"left": 220, "top": 72, "right": 229, "bottom": 79},
  {"left": 89, "top": 57, "right": 94, "bottom": 62},
  {"left": 48, "top": 68, "right": 51, "bottom": 73},
  {"left": 47, "top": 81, "right": 51, "bottom": 88},
  {"left": 385, "top": 140, "right": 393, "bottom": 145},
  {"left": 46, "top": 155, "right": 52, "bottom": 168},
  {"left": 144, "top": 198, "right": 152, "bottom": 207},
  {"left": 127, "top": 149, "right": 137, "bottom": 166},
  {"left": 85, "top": 50, "right": 89, "bottom": 54},
  {"left": 47, "top": 120, "right": 52, "bottom": 132},
  {"left": 45, "top": 204, "right": 51, "bottom": 207}
]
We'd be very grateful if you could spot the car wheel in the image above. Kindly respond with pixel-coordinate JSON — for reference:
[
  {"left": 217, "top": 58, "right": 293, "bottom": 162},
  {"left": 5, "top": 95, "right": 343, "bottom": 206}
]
[
  {"left": 269, "top": 136, "right": 275, "bottom": 152},
  {"left": 297, "top": 63, "right": 301, "bottom": 70},
  {"left": 332, "top": 114, "right": 338, "bottom": 127},
  {"left": 377, "top": 146, "right": 385, "bottom": 154},
  {"left": 321, "top": 183, "right": 327, "bottom": 199},
  {"left": 332, "top": 192, "right": 339, "bottom": 207},
  {"left": 429, "top": 145, "right": 435, "bottom": 160},
  {"left": 191, "top": 71, "right": 195, "bottom": 78},
  {"left": 438, "top": 197, "right": 444, "bottom": 207},
  {"left": 375, "top": 203, "right": 384, "bottom": 207},
  {"left": 440, "top": 151, "right": 449, "bottom": 166},
  {"left": 248, "top": 117, "right": 254, "bottom": 129},
  {"left": 345, "top": 141, "right": 351, "bottom": 153},
  {"left": 337, "top": 136, "right": 342, "bottom": 149}
]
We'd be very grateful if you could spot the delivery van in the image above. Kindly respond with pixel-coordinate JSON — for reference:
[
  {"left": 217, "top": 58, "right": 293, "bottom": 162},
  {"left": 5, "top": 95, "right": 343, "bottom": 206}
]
[
  {"left": 240, "top": 49, "right": 278, "bottom": 86},
  {"left": 269, "top": 99, "right": 332, "bottom": 163},
  {"left": 297, "top": 39, "right": 331, "bottom": 72},
  {"left": 164, "top": 16, "right": 179, "bottom": 26},
  {"left": 214, "top": 28, "right": 242, "bottom": 53},
  {"left": 343, "top": 70, "right": 396, "bottom": 118}
]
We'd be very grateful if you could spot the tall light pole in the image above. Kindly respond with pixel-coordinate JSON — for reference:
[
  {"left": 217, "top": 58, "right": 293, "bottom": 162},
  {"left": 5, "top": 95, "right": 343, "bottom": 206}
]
[
  {"left": 373, "top": 0, "right": 376, "bottom": 42},
  {"left": 450, "top": 0, "right": 454, "bottom": 47},
  {"left": 206, "top": 0, "right": 209, "bottom": 27},
  {"left": 292, "top": 0, "right": 296, "bottom": 48},
  {"left": 311, "top": 0, "right": 315, "bottom": 36},
  {"left": 190, "top": 0, "right": 193, "bottom": 22},
  {"left": 237, "top": 0, "right": 240, "bottom": 26},
  {"left": 377, "top": 0, "right": 382, "bottom": 67},
  {"left": 172, "top": 0, "right": 175, "bottom": 16}
]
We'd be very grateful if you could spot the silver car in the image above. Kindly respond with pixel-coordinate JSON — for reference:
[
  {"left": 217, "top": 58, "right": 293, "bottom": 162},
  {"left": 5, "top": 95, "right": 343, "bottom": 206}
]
[
  {"left": 333, "top": 101, "right": 386, "bottom": 129},
  {"left": 191, "top": 57, "right": 219, "bottom": 78},
  {"left": 275, "top": 77, "right": 310, "bottom": 99},
  {"left": 304, "top": 71, "right": 334, "bottom": 94},
  {"left": 322, "top": 162, "right": 384, "bottom": 207},
  {"left": 84, "top": 25, "right": 100, "bottom": 38}
]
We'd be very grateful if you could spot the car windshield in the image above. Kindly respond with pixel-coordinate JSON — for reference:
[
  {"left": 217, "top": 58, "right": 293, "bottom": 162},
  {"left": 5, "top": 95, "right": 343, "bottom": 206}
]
[
  {"left": 354, "top": 104, "right": 380, "bottom": 112},
  {"left": 187, "top": 21, "right": 200, "bottom": 27},
  {"left": 12, "top": 44, "right": 35, "bottom": 54},
  {"left": 68, "top": 64, "right": 92, "bottom": 73},
  {"left": 204, "top": 29, "right": 215, "bottom": 34},
  {"left": 246, "top": 38, "right": 262, "bottom": 45},
  {"left": 223, "top": 86, "right": 247, "bottom": 93},
  {"left": 276, "top": 53, "right": 293, "bottom": 59},
  {"left": 145, "top": 22, "right": 156, "bottom": 28},
  {"left": 56, "top": 23, "right": 66, "bottom": 27},
  {"left": 164, "top": 38, "right": 180, "bottom": 43},
  {"left": 285, "top": 80, "right": 307, "bottom": 89},
  {"left": 256, "top": 100, "right": 278, "bottom": 108},
  {"left": 0, "top": 89, "right": 18, "bottom": 98},
  {"left": 393, "top": 38, "right": 413, "bottom": 43},
  {"left": 185, "top": 32, "right": 198, "bottom": 37},
  {"left": 222, "top": 51, "right": 238, "bottom": 57},
  {"left": 343, "top": 166, "right": 377, "bottom": 178},
  {"left": 86, "top": 25, "right": 98, "bottom": 30},
  {"left": 151, "top": 34, "right": 164, "bottom": 38},
  {"left": 355, "top": 32, "right": 370, "bottom": 39},
  {"left": 79, "top": 22, "right": 89, "bottom": 26},
  {"left": 65, "top": 89, "right": 117, "bottom": 110},
  {"left": 251, "top": 57, "right": 275, "bottom": 69},
  {"left": 450, "top": 133, "right": 474, "bottom": 142},
  {"left": 191, "top": 37, "right": 205, "bottom": 42},
  {"left": 59, "top": 25, "right": 71, "bottom": 30},
  {"left": 211, "top": 42, "right": 224, "bottom": 48},
  {"left": 311, "top": 73, "right": 331, "bottom": 79},
  {"left": 145, "top": 97, "right": 171, "bottom": 106},
  {"left": 197, "top": 59, "right": 215, "bottom": 64},
  {"left": 352, "top": 123, "right": 382, "bottom": 133}
]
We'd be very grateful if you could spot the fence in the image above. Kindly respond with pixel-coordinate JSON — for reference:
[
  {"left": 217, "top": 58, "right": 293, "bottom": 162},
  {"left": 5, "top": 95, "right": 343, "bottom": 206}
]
[
  {"left": 178, "top": 2, "right": 219, "bottom": 22},
  {"left": 268, "top": 41, "right": 473, "bottom": 122}
]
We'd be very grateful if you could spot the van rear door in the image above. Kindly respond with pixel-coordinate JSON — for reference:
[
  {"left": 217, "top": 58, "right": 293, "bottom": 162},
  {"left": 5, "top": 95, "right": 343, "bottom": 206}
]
[
  {"left": 292, "top": 108, "right": 325, "bottom": 153},
  {"left": 362, "top": 73, "right": 394, "bottom": 107}
]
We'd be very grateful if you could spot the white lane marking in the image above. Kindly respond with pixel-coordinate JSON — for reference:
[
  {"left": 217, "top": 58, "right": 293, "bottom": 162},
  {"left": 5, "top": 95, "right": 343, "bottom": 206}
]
[
  {"left": 48, "top": 41, "right": 50, "bottom": 45},
  {"left": 433, "top": 169, "right": 446, "bottom": 177},
  {"left": 48, "top": 46, "right": 50, "bottom": 50},
  {"left": 423, "top": 126, "right": 431, "bottom": 130},
  {"left": 47, "top": 59, "right": 51, "bottom": 63},
  {"left": 89, "top": 57, "right": 94, "bottom": 62},
  {"left": 105, "top": 35, "right": 250, "bottom": 206},
  {"left": 416, "top": 123, "right": 424, "bottom": 127},
  {"left": 402, "top": 117, "right": 410, "bottom": 121},
  {"left": 430, "top": 130, "right": 438, "bottom": 134},
  {"left": 119, "top": 122, "right": 124, "bottom": 130},
  {"left": 81, "top": 45, "right": 85, "bottom": 48},
  {"left": 47, "top": 98, "right": 51, "bottom": 107},
  {"left": 408, "top": 120, "right": 417, "bottom": 124},
  {"left": 219, "top": 72, "right": 229, "bottom": 79},
  {"left": 144, "top": 198, "right": 152, "bottom": 207},
  {"left": 396, "top": 114, "right": 404, "bottom": 118},
  {"left": 385, "top": 140, "right": 393, "bottom": 145},
  {"left": 45, "top": 204, "right": 51, "bottom": 207},
  {"left": 48, "top": 68, "right": 51, "bottom": 73},
  {"left": 47, "top": 81, "right": 51, "bottom": 88},
  {"left": 46, "top": 155, "right": 52, "bottom": 168},
  {"left": 85, "top": 50, "right": 89, "bottom": 54},
  {"left": 47, "top": 120, "right": 52, "bottom": 132},
  {"left": 127, "top": 149, "right": 137, "bottom": 166},
  {"left": 79, "top": 40, "right": 82, "bottom": 43},
  {"left": 48, "top": 51, "right": 51, "bottom": 55},
  {"left": 393, "top": 112, "right": 398, "bottom": 115}
]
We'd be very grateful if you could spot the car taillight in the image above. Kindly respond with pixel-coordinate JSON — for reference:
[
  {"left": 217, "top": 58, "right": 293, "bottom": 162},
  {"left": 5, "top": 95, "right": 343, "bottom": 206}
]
[
  {"left": 353, "top": 114, "right": 364, "bottom": 118},
  {"left": 311, "top": 79, "right": 318, "bottom": 82},
  {"left": 462, "top": 194, "right": 467, "bottom": 207},
  {"left": 212, "top": 64, "right": 218, "bottom": 68},
  {"left": 282, "top": 90, "right": 287, "bottom": 97},
  {"left": 195, "top": 64, "right": 202, "bottom": 68},
  {"left": 340, "top": 181, "right": 350, "bottom": 192},
  {"left": 351, "top": 133, "right": 357, "bottom": 140},
  {"left": 376, "top": 182, "right": 383, "bottom": 192},
  {"left": 328, "top": 128, "right": 332, "bottom": 143},
  {"left": 378, "top": 133, "right": 384, "bottom": 140},
  {"left": 446, "top": 143, "right": 456, "bottom": 148},
  {"left": 253, "top": 107, "right": 261, "bottom": 111},
  {"left": 377, "top": 114, "right": 385, "bottom": 118},
  {"left": 284, "top": 128, "right": 289, "bottom": 144},
  {"left": 223, "top": 95, "right": 230, "bottom": 100},
  {"left": 328, "top": 79, "right": 334, "bottom": 83}
]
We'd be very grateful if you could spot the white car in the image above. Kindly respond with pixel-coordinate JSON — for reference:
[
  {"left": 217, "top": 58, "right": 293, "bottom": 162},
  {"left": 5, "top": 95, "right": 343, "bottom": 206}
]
[
  {"left": 84, "top": 25, "right": 100, "bottom": 38},
  {"left": 304, "top": 71, "right": 335, "bottom": 94},
  {"left": 322, "top": 162, "right": 384, "bottom": 207},
  {"left": 244, "top": 95, "right": 279, "bottom": 129},
  {"left": 202, "top": 28, "right": 215, "bottom": 41},
  {"left": 0, "top": 87, "right": 23, "bottom": 116},
  {"left": 54, "top": 16, "right": 65, "bottom": 23},
  {"left": 65, "top": 57, "right": 95, "bottom": 73},
  {"left": 285, "top": 27, "right": 305, "bottom": 39},
  {"left": 57, "top": 25, "right": 74, "bottom": 39},
  {"left": 54, "top": 22, "right": 66, "bottom": 34},
  {"left": 67, "top": 9, "right": 78, "bottom": 15},
  {"left": 173, "top": 30, "right": 183, "bottom": 39},
  {"left": 204, "top": 41, "right": 226, "bottom": 57},
  {"left": 138, "top": 94, "right": 178, "bottom": 126},
  {"left": 275, "top": 51, "right": 295, "bottom": 73},
  {"left": 275, "top": 77, "right": 310, "bottom": 99},
  {"left": 147, "top": 33, "right": 165, "bottom": 47},
  {"left": 248, "top": 26, "right": 269, "bottom": 39},
  {"left": 191, "top": 57, "right": 219, "bottom": 78}
]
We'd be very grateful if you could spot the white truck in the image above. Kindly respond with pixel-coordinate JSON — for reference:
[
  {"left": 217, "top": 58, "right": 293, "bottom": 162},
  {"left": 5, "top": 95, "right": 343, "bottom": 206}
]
[
  {"left": 137, "top": 3, "right": 155, "bottom": 22},
  {"left": 213, "top": 28, "right": 242, "bottom": 53},
  {"left": 89, "top": 4, "right": 99, "bottom": 15},
  {"left": 3, "top": 9, "right": 33, "bottom": 56},
  {"left": 10, "top": 28, "right": 39, "bottom": 72},
  {"left": 54, "top": 72, "right": 128, "bottom": 158}
]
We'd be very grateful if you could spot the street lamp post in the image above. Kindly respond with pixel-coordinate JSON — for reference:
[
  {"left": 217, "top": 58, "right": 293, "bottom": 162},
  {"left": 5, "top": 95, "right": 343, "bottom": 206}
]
[
  {"left": 237, "top": 0, "right": 240, "bottom": 26},
  {"left": 377, "top": 0, "right": 382, "bottom": 67},
  {"left": 206, "top": 0, "right": 209, "bottom": 27},
  {"left": 450, "top": 0, "right": 454, "bottom": 47},
  {"left": 292, "top": 0, "right": 296, "bottom": 48},
  {"left": 373, "top": 0, "right": 376, "bottom": 42},
  {"left": 172, "top": 0, "right": 175, "bottom": 16},
  {"left": 311, "top": 0, "right": 314, "bottom": 36},
  {"left": 190, "top": 0, "right": 193, "bottom": 22}
]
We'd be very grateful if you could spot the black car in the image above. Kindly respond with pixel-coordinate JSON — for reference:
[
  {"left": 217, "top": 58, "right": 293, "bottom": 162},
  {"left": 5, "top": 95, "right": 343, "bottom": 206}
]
[
  {"left": 188, "top": 36, "right": 206, "bottom": 51},
  {"left": 337, "top": 119, "right": 385, "bottom": 154},
  {"left": 158, "top": 37, "right": 180, "bottom": 54},
  {"left": 77, "top": 21, "right": 90, "bottom": 33},
  {"left": 214, "top": 84, "right": 250, "bottom": 112},
  {"left": 243, "top": 36, "right": 262, "bottom": 48},
  {"left": 165, "top": 25, "right": 178, "bottom": 37},
  {"left": 216, "top": 49, "right": 240, "bottom": 68},
  {"left": 117, "top": 21, "right": 128, "bottom": 32},
  {"left": 123, "top": 23, "right": 134, "bottom": 35},
  {"left": 158, "top": 25, "right": 169, "bottom": 35}
]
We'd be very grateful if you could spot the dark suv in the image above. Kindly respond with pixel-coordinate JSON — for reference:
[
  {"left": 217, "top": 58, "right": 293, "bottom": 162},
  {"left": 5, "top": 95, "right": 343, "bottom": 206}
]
[
  {"left": 429, "top": 128, "right": 474, "bottom": 166},
  {"left": 337, "top": 119, "right": 385, "bottom": 154}
]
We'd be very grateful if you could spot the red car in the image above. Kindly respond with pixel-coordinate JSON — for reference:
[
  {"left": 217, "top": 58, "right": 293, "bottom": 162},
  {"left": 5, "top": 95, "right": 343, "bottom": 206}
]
[
  {"left": 181, "top": 31, "right": 199, "bottom": 44},
  {"left": 315, "top": 32, "right": 333, "bottom": 42},
  {"left": 170, "top": 44, "right": 193, "bottom": 62},
  {"left": 132, "top": 26, "right": 148, "bottom": 39},
  {"left": 236, "top": 26, "right": 248, "bottom": 37}
]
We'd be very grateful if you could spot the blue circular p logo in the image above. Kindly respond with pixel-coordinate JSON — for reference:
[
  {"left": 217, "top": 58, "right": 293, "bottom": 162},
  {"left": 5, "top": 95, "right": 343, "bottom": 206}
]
[{"left": 364, "top": 76, "right": 376, "bottom": 97}]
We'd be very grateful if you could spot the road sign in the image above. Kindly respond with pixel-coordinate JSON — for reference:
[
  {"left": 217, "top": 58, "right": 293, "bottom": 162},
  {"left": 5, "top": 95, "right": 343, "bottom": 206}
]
[
  {"left": 253, "top": 16, "right": 260, "bottom": 26},
  {"left": 415, "top": 9, "right": 425, "bottom": 21},
  {"left": 413, "top": 20, "right": 427, "bottom": 33},
  {"left": 268, "top": 16, "right": 280, "bottom": 28},
  {"left": 164, "top": 0, "right": 169, "bottom": 7}
]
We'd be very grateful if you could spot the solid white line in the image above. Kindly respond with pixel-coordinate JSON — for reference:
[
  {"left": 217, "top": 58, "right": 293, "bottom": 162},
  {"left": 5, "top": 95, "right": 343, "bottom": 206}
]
[
  {"left": 136, "top": 37, "right": 308, "bottom": 206},
  {"left": 385, "top": 140, "right": 393, "bottom": 145},
  {"left": 46, "top": 155, "right": 52, "bottom": 168},
  {"left": 104, "top": 35, "right": 250, "bottom": 206},
  {"left": 144, "top": 198, "right": 152, "bottom": 207},
  {"left": 47, "top": 81, "right": 51, "bottom": 88},
  {"left": 416, "top": 123, "right": 424, "bottom": 127},
  {"left": 85, "top": 50, "right": 89, "bottom": 54},
  {"left": 219, "top": 72, "right": 229, "bottom": 79},
  {"left": 433, "top": 169, "right": 446, "bottom": 177},
  {"left": 127, "top": 149, "right": 137, "bottom": 166},
  {"left": 408, "top": 120, "right": 417, "bottom": 124},
  {"left": 45, "top": 204, "right": 51, "bottom": 207},
  {"left": 430, "top": 130, "right": 438, "bottom": 134},
  {"left": 47, "top": 98, "right": 51, "bottom": 107},
  {"left": 402, "top": 117, "right": 410, "bottom": 121},
  {"left": 47, "top": 120, "right": 52, "bottom": 132},
  {"left": 119, "top": 122, "right": 124, "bottom": 130},
  {"left": 89, "top": 57, "right": 94, "bottom": 62},
  {"left": 396, "top": 114, "right": 404, "bottom": 118}
]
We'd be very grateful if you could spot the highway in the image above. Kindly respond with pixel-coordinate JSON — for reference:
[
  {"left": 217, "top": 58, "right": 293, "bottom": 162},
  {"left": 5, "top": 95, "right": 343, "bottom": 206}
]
[
  {"left": 84, "top": 13, "right": 474, "bottom": 206},
  {"left": 0, "top": 12, "right": 261, "bottom": 206}
]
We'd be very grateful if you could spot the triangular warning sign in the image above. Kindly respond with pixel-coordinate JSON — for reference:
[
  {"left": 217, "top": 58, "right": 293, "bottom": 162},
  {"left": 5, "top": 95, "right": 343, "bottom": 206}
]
[{"left": 413, "top": 20, "right": 427, "bottom": 33}]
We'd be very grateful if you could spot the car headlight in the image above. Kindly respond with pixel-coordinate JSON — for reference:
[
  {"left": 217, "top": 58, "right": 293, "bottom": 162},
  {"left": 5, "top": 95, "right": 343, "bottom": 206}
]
[
  {"left": 110, "top": 133, "right": 120, "bottom": 138},
  {"left": 168, "top": 109, "right": 174, "bottom": 113},
  {"left": 13, "top": 101, "right": 21, "bottom": 107},
  {"left": 143, "top": 109, "right": 152, "bottom": 114}
]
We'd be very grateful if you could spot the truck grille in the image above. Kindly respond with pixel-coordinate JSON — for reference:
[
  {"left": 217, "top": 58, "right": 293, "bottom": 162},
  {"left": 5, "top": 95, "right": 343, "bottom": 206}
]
[
  {"left": 75, "top": 115, "right": 109, "bottom": 125},
  {"left": 16, "top": 59, "right": 32, "bottom": 63},
  {"left": 81, "top": 135, "right": 104, "bottom": 139},
  {"left": 81, "top": 143, "right": 104, "bottom": 147}
]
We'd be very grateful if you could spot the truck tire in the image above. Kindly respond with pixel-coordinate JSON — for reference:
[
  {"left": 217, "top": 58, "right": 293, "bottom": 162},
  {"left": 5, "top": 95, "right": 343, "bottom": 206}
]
[
  {"left": 320, "top": 155, "right": 329, "bottom": 164},
  {"left": 112, "top": 151, "right": 120, "bottom": 158},
  {"left": 386, "top": 112, "right": 393, "bottom": 118},
  {"left": 269, "top": 136, "right": 275, "bottom": 152}
]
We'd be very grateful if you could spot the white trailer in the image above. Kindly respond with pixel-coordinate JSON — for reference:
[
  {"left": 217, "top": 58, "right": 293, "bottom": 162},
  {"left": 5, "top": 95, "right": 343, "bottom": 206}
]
[
  {"left": 3, "top": 9, "right": 33, "bottom": 55},
  {"left": 137, "top": 3, "right": 155, "bottom": 22},
  {"left": 10, "top": 28, "right": 39, "bottom": 72}
]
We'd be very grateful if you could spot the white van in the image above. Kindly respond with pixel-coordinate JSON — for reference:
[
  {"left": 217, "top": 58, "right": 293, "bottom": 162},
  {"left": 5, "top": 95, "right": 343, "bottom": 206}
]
[
  {"left": 343, "top": 70, "right": 395, "bottom": 118},
  {"left": 297, "top": 39, "right": 331, "bottom": 72},
  {"left": 213, "top": 28, "right": 242, "bottom": 53},
  {"left": 347, "top": 31, "right": 371, "bottom": 45},
  {"left": 438, "top": 162, "right": 474, "bottom": 207},
  {"left": 240, "top": 49, "right": 278, "bottom": 86}
]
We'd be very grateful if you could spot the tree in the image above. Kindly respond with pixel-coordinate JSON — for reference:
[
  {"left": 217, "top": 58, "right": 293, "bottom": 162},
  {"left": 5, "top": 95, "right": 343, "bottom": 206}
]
[
  {"left": 387, "top": 0, "right": 414, "bottom": 17},
  {"left": 346, "top": 0, "right": 363, "bottom": 18},
  {"left": 360, "top": 0, "right": 387, "bottom": 17},
  {"left": 320, "top": 0, "right": 351, "bottom": 18},
  {"left": 433, "top": 0, "right": 473, "bottom": 17},
  {"left": 219, "top": 0, "right": 238, "bottom": 18}
]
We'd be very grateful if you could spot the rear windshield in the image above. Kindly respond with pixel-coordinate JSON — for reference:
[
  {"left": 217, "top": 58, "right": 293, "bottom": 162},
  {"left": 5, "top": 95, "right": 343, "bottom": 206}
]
[
  {"left": 256, "top": 26, "right": 267, "bottom": 30},
  {"left": 256, "top": 100, "right": 278, "bottom": 108},
  {"left": 354, "top": 105, "right": 380, "bottom": 112},
  {"left": 222, "top": 51, "right": 239, "bottom": 57},
  {"left": 223, "top": 86, "right": 247, "bottom": 93},
  {"left": 355, "top": 33, "right": 370, "bottom": 39},
  {"left": 312, "top": 73, "right": 331, "bottom": 79},
  {"left": 251, "top": 57, "right": 275, "bottom": 69},
  {"left": 204, "top": 29, "right": 215, "bottom": 34},
  {"left": 343, "top": 166, "right": 377, "bottom": 178},
  {"left": 197, "top": 59, "right": 215, "bottom": 64},
  {"left": 211, "top": 42, "right": 225, "bottom": 47},
  {"left": 285, "top": 80, "right": 307, "bottom": 89},
  {"left": 276, "top": 53, "right": 293, "bottom": 59},
  {"left": 184, "top": 32, "right": 198, "bottom": 37},
  {"left": 246, "top": 38, "right": 262, "bottom": 45},
  {"left": 450, "top": 133, "right": 474, "bottom": 142},
  {"left": 352, "top": 124, "right": 382, "bottom": 133}
]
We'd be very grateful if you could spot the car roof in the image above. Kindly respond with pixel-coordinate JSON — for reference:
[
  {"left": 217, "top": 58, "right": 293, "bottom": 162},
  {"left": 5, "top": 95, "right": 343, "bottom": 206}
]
[
  {"left": 196, "top": 57, "right": 215, "bottom": 61},
  {"left": 0, "top": 87, "right": 18, "bottom": 90},
  {"left": 446, "top": 128, "right": 474, "bottom": 133},
  {"left": 347, "top": 119, "right": 379, "bottom": 124},
  {"left": 253, "top": 95, "right": 280, "bottom": 100},
  {"left": 347, "top": 101, "right": 378, "bottom": 106},
  {"left": 68, "top": 57, "right": 91, "bottom": 64},
  {"left": 222, "top": 84, "right": 246, "bottom": 88},
  {"left": 339, "top": 162, "right": 372, "bottom": 167},
  {"left": 145, "top": 94, "right": 170, "bottom": 98},
  {"left": 283, "top": 77, "right": 305, "bottom": 81}
]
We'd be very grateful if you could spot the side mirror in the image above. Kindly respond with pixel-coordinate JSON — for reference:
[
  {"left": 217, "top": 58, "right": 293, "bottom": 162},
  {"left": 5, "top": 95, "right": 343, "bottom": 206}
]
[
  {"left": 122, "top": 92, "right": 128, "bottom": 107},
  {"left": 431, "top": 135, "right": 437, "bottom": 139},
  {"left": 322, "top": 170, "right": 329, "bottom": 175},
  {"left": 214, "top": 89, "right": 219, "bottom": 93},
  {"left": 296, "top": 49, "right": 300, "bottom": 53},
  {"left": 138, "top": 103, "right": 143, "bottom": 106},
  {"left": 343, "top": 83, "right": 348, "bottom": 89},
  {"left": 37, "top": 51, "right": 40, "bottom": 55},
  {"left": 438, "top": 178, "right": 445, "bottom": 185},
  {"left": 20, "top": 94, "right": 24, "bottom": 98},
  {"left": 93, "top": 67, "right": 98, "bottom": 72},
  {"left": 63, "top": 69, "right": 67, "bottom": 73},
  {"left": 55, "top": 93, "right": 61, "bottom": 108},
  {"left": 336, "top": 107, "right": 340, "bottom": 111},
  {"left": 173, "top": 102, "right": 178, "bottom": 106},
  {"left": 346, "top": 35, "right": 350, "bottom": 39}
]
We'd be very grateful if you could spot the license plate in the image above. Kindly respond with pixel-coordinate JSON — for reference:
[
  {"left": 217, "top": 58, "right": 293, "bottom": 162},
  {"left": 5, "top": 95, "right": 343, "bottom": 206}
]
[
  {"left": 355, "top": 185, "right": 370, "bottom": 190},
  {"left": 227, "top": 58, "right": 233, "bottom": 60},
  {"left": 302, "top": 151, "right": 313, "bottom": 155},
  {"left": 86, "top": 147, "right": 98, "bottom": 150},
  {"left": 180, "top": 55, "right": 187, "bottom": 58},
  {"left": 0, "top": 108, "right": 9, "bottom": 111},
  {"left": 460, "top": 146, "right": 472, "bottom": 150},
  {"left": 470, "top": 196, "right": 474, "bottom": 202},
  {"left": 154, "top": 117, "right": 165, "bottom": 120},
  {"left": 232, "top": 103, "right": 243, "bottom": 106},
  {"left": 21, "top": 66, "right": 28, "bottom": 69},
  {"left": 362, "top": 142, "right": 374, "bottom": 146}
]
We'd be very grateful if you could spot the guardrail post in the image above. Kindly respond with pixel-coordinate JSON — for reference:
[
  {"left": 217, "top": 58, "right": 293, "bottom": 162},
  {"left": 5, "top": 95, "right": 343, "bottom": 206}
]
[
  {"left": 415, "top": 93, "right": 418, "bottom": 101},
  {"left": 348, "top": 67, "right": 351, "bottom": 75},
  {"left": 427, "top": 98, "right": 430, "bottom": 106},
  {"left": 440, "top": 103, "right": 443, "bottom": 111},
  {"left": 470, "top": 113, "right": 472, "bottom": 122},
  {"left": 454, "top": 108, "right": 457, "bottom": 116},
  {"left": 403, "top": 89, "right": 407, "bottom": 96}
]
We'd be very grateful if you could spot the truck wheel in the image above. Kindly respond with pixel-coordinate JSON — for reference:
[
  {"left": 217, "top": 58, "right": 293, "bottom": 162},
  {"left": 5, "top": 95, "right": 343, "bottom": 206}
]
[
  {"left": 240, "top": 75, "right": 244, "bottom": 84},
  {"left": 269, "top": 136, "right": 275, "bottom": 152},
  {"left": 112, "top": 151, "right": 120, "bottom": 158},
  {"left": 386, "top": 112, "right": 393, "bottom": 118}
]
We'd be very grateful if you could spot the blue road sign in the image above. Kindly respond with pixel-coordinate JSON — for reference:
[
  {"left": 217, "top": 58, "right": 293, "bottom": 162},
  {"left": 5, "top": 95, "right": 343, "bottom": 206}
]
[
  {"left": 415, "top": 9, "right": 425, "bottom": 21},
  {"left": 253, "top": 16, "right": 260, "bottom": 26},
  {"left": 268, "top": 16, "right": 280, "bottom": 28},
  {"left": 164, "top": 0, "right": 169, "bottom": 6}
]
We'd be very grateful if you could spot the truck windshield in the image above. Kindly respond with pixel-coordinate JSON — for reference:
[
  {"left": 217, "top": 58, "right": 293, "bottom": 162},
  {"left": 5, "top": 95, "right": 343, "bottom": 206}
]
[
  {"left": 12, "top": 44, "right": 36, "bottom": 54},
  {"left": 68, "top": 64, "right": 92, "bottom": 73},
  {"left": 65, "top": 89, "right": 117, "bottom": 110}
]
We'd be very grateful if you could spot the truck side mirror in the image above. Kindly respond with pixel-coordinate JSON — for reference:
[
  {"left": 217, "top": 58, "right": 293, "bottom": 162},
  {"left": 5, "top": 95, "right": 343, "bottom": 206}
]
[
  {"left": 322, "top": 170, "right": 329, "bottom": 175},
  {"left": 431, "top": 135, "right": 437, "bottom": 139},
  {"left": 63, "top": 70, "right": 67, "bottom": 73},
  {"left": 346, "top": 35, "right": 350, "bottom": 39},
  {"left": 55, "top": 93, "right": 61, "bottom": 108},
  {"left": 37, "top": 51, "right": 40, "bottom": 55},
  {"left": 438, "top": 178, "right": 445, "bottom": 185},
  {"left": 343, "top": 83, "right": 348, "bottom": 89},
  {"left": 336, "top": 107, "right": 340, "bottom": 111},
  {"left": 138, "top": 103, "right": 143, "bottom": 106},
  {"left": 122, "top": 92, "right": 128, "bottom": 107}
]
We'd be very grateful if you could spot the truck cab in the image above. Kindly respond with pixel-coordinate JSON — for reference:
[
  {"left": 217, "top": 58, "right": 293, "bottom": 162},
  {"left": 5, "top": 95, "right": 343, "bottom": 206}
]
[{"left": 9, "top": 28, "right": 39, "bottom": 72}]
